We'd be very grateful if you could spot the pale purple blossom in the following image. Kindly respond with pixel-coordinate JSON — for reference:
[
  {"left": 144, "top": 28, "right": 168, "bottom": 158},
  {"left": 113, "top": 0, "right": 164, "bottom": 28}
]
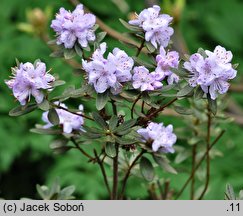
[
  {"left": 155, "top": 47, "right": 180, "bottom": 84},
  {"left": 42, "top": 103, "right": 84, "bottom": 134},
  {"left": 184, "top": 46, "right": 237, "bottom": 100},
  {"left": 137, "top": 122, "right": 176, "bottom": 153},
  {"left": 5, "top": 61, "right": 55, "bottom": 105},
  {"left": 132, "top": 66, "right": 163, "bottom": 91},
  {"left": 51, "top": 4, "right": 96, "bottom": 49},
  {"left": 82, "top": 42, "right": 134, "bottom": 94},
  {"left": 129, "top": 5, "right": 174, "bottom": 48}
]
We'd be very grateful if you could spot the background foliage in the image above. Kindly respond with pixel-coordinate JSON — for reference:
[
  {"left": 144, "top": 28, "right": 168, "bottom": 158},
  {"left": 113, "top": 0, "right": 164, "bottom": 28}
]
[{"left": 0, "top": 0, "right": 242, "bottom": 199}]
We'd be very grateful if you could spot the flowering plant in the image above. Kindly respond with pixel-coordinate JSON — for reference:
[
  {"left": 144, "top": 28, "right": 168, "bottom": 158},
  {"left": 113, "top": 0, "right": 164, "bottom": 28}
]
[{"left": 5, "top": 2, "right": 239, "bottom": 200}]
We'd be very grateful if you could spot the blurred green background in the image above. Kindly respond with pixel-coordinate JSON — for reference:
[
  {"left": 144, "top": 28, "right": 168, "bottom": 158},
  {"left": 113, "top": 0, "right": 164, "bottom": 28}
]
[{"left": 0, "top": 0, "right": 243, "bottom": 199}]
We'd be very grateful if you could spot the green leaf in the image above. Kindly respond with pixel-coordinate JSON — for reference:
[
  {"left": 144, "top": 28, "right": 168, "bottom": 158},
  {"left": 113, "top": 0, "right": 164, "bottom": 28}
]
[
  {"left": 51, "top": 80, "right": 66, "bottom": 87},
  {"left": 38, "top": 99, "right": 50, "bottom": 111},
  {"left": 153, "top": 155, "right": 177, "bottom": 174},
  {"left": 140, "top": 156, "right": 155, "bottom": 181},
  {"left": 145, "top": 42, "right": 156, "bottom": 53},
  {"left": 30, "top": 128, "right": 62, "bottom": 135},
  {"left": 207, "top": 94, "right": 217, "bottom": 115},
  {"left": 225, "top": 184, "right": 236, "bottom": 200},
  {"left": 174, "top": 105, "right": 193, "bottom": 115},
  {"left": 132, "top": 56, "right": 155, "bottom": 68},
  {"left": 9, "top": 103, "right": 37, "bottom": 117},
  {"left": 114, "top": 136, "right": 137, "bottom": 145},
  {"left": 49, "top": 139, "right": 68, "bottom": 149},
  {"left": 177, "top": 84, "right": 194, "bottom": 97},
  {"left": 105, "top": 142, "right": 116, "bottom": 158},
  {"left": 48, "top": 109, "right": 60, "bottom": 125},
  {"left": 113, "top": 119, "right": 137, "bottom": 134},
  {"left": 96, "top": 91, "right": 109, "bottom": 110},
  {"left": 119, "top": 18, "right": 143, "bottom": 32},
  {"left": 194, "top": 86, "right": 204, "bottom": 100},
  {"left": 58, "top": 185, "right": 76, "bottom": 199},
  {"left": 36, "top": 185, "right": 50, "bottom": 200},
  {"left": 109, "top": 116, "right": 118, "bottom": 131},
  {"left": 64, "top": 48, "right": 76, "bottom": 59},
  {"left": 92, "top": 112, "right": 107, "bottom": 129},
  {"left": 197, "top": 48, "right": 207, "bottom": 58},
  {"left": 96, "top": 32, "right": 107, "bottom": 43},
  {"left": 52, "top": 146, "right": 72, "bottom": 154},
  {"left": 50, "top": 50, "right": 64, "bottom": 58},
  {"left": 74, "top": 44, "right": 83, "bottom": 57}
]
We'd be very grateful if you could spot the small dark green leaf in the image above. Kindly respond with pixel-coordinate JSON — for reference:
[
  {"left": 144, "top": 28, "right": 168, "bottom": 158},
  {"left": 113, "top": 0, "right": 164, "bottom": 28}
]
[
  {"left": 74, "top": 44, "right": 83, "bottom": 57},
  {"left": 140, "top": 156, "right": 155, "bottom": 181},
  {"left": 113, "top": 119, "right": 137, "bottom": 133},
  {"left": 174, "top": 106, "right": 193, "bottom": 115},
  {"left": 114, "top": 136, "right": 137, "bottom": 145},
  {"left": 64, "top": 49, "right": 76, "bottom": 59},
  {"left": 119, "top": 18, "right": 143, "bottom": 31},
  {"left": 197, "top": 48, "right": 207, "bottom": 58},
  {"left": 49, "top": 139, "right": 68, "bottom": 149},
  {"left": 194, "top": 86, "right": 204, "bottom": 100},
  {"left": 36, "top": 185, "right": 50, "bottom": 200},
  {"left": 225, "top": 184, "right": 236, "bottom": 200},
  {"left": 52, "top": 146, "right": 72, "bottom": 154},
  {"left": 153, "top": 155, "right": 177, "bottom": 174},
  {"left": 105, "top": 142, "right": 116, "bottom": 158},
  {"left": 51, "top": 80, "right": 66, "bottom": 87},
  {"left": 9, "top": 104, "right": 37, "bottom": 116},
  {"left": 109, "top": 116, "right": 118, "bottom": 131},
  {"left": 48, "top": 109, "right": 60, "bottom": 125},
  {"left": 30, "top": 128, "right": 62, "bottom": 135},
  {"left": 132, "top": 56, "right": 155, "bottom": 68},
  {"left": 145, "top": 42, "right": 156, "bottom": 53},
  {"left": 96, "top": 32, "right": 107, "bottom": 43},
  {"left": 38, "top": 99, "right": 50, "bottom": 111},
  {"left": 177, "top": 84, "right": 194, "bottom": 97},
  {"left": 207, "top": 94, "right": 217, "bottom": 115},
  {"left": 50, "top": 50, "right": 64, "bottom": 58},
  {"left": 96, "top": 91, "right": 109, "bottom": 110},
  {"left": 92, "top": 112, "right": 107, "bottom": 129},
  {"left": 58, "top": 186, "right": 76, "bottom": 199}
]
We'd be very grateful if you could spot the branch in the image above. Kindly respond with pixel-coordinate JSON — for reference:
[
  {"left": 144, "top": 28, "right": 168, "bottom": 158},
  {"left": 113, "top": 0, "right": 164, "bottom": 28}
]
[
  {"left": 198, "top": 104, "right": 211, "bottom": 200},
  {"left": 51, "top": 102, "right": 94, "bottom": 121},
  {"left": 119, "top": 150, "right": 145, "bottom": 199},
  {"left": 71, "top": 137, "right": 94, "bottom": 161},
  {"left": 94, "top": 149, "right": 112, "bottom": 198},
  {"left": 175, "top": 130, "right": 225, "bottom": 199},
  {"left": 146, "top": 98, "right": 178, "bottom": 120}
]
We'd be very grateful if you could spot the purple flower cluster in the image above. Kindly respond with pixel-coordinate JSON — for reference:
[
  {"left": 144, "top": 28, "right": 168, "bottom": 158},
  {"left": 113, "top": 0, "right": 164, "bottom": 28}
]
[
  {"left": 82, "top": 42, "right": 134, "bottom": 94},
  {"left": 132, "top": 66, "right": 163, "bottom": 91},
  {"left": 42, "top": 103, "right": 84, "bottom": 134},
  {"left": 137, "top": 122, "right": 176, "bottom": 153},
  {"left": 129, "top": 5, "right": 174, "bottom": 48},
  {"left": 184, "top": 46, "right": 237, "bottom": 100},
  {"left": 5, "top": 61, "right": 55, "bottom": 105},
  {"left": 51, "top": 4, "right": 96, "bottom": 49},
  {"left": 155, "top": 47, "right": 180, "bottom": 85}
]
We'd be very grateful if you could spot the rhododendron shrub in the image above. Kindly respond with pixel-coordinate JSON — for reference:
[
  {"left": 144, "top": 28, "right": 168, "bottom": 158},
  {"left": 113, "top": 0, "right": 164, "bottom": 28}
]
[{"left": 5, "top": 4, "right": 238, "bottom": 200}]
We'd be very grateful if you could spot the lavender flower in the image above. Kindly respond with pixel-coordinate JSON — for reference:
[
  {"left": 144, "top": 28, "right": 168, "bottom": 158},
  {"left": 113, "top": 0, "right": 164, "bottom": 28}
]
[
  {"left": 132, "top": 66, "right": 163, "bottom": 91},
  {"left": 137, "top": 122, "right": 176, "bottom": 153},
  {"left": 155, "top": 47, "right": 180, "bottom": 85},
  {"left": 184, "top": 46, "right": 237, "bottom": 100},
  {"left": 129, "top": 5, "right": 174, "bottom": 48},
  {"left": 51, "top": 4, "right": 96, "bottom": 49},
  {"left": 82, "top": 42, "right": 134, "bottom": 94},
  {"left": 5, "top": 61, "right": 55, "bottom": 105},
  {"left": 42, "top": 103, "right": 84, "bottom": 134}
]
